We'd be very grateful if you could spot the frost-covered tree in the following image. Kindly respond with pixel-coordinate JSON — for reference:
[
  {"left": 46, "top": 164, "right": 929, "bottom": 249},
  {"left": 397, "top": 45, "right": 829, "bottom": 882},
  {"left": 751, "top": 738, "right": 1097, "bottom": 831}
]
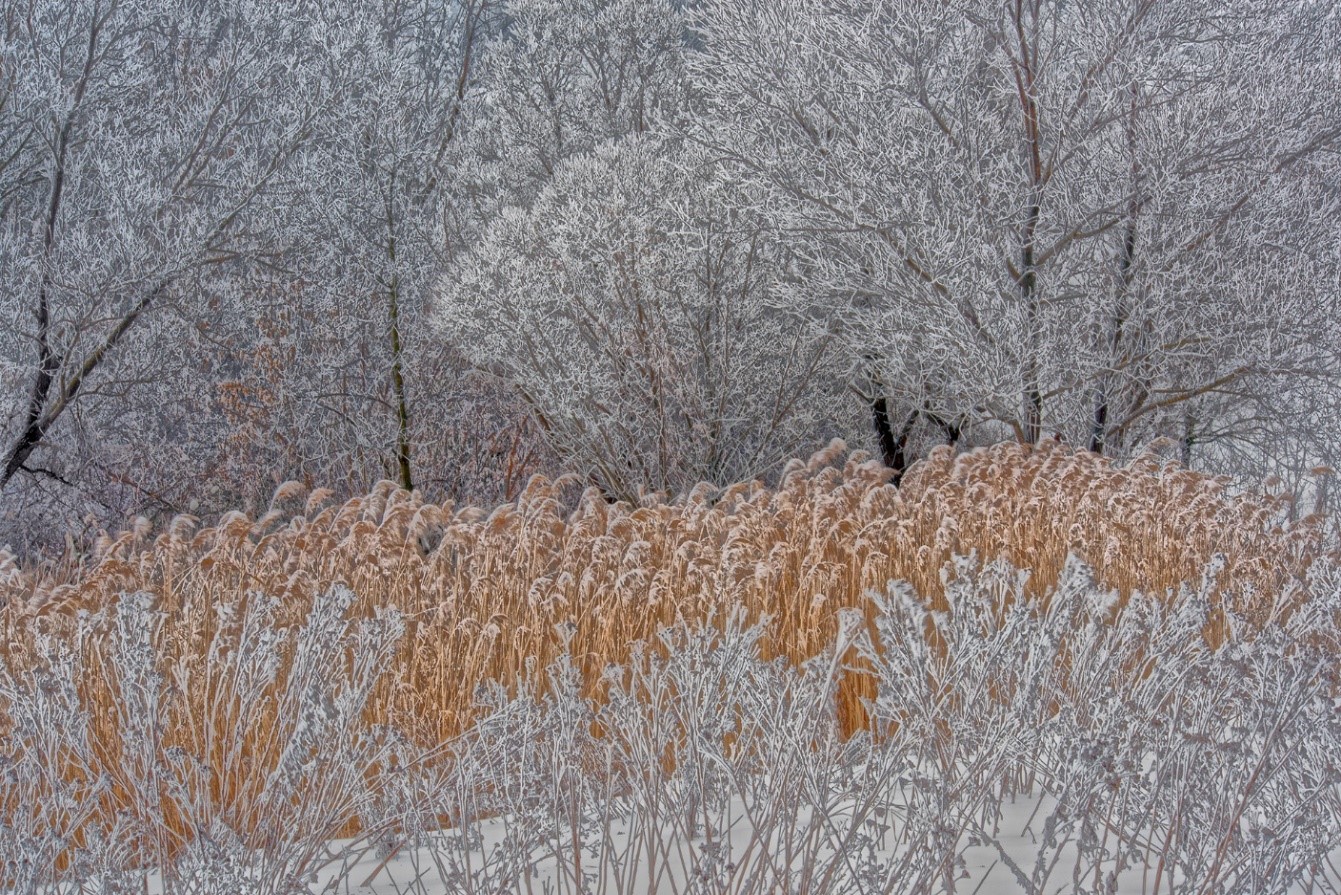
[
  {"left": 0, "top": 0, "right": 542, "bottom": 546},
  {"left": 0, "top": 0, "right": 331, "bottom": 537},
  {"left": 439, "top": 137, "right": 847, "bottom": 499},
  {"left": 183, "top": 0, "right": 546, "bottom": 513},
  {"left": 691, "top": 0, "right": 1341, "bottom": 479},
  {"left": 437, "top": 0, "right": 810, "bottom": 498},
  {"left": 268, "top": 0, "right": 497, "bottom": 495},
  {"left": 460, "top": 0, "right": 687, "bottom": 204}
]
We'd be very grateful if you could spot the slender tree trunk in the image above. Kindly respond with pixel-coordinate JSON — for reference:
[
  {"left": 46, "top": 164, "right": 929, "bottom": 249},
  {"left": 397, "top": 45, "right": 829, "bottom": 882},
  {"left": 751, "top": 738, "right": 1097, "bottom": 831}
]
[
  {"left": 1020, "top": 202, "right": 1043, "bottom": 445},
  {"left": 388, "top": 254, "right": 414, "bottom": 493},
  {"left": 1092, "top": 84, "right": 1143, "bottom": 455},
  {"left": 1180, "top": 412, "right": 1194, "bottom": 468},
  {"left": 10, "top": 174, "right": 66, "bottom": 485},
  {"left": 1012, "top": 0, "right": 1044, "bottom": 445},
  {"left": 384, "top": 0, "right": 490, "bottom": 494},
  {"left": 3, "top": 19, "right": 101, "bottom": 488},
  {"left": 1091, "top": 214, "right": 1137, "bottom": 454}
]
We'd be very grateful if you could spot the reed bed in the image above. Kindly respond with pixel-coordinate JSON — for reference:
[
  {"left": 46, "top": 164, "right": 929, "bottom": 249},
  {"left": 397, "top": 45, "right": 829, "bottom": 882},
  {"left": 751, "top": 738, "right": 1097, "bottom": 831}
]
[
  {"left": 0, "top": 439, "right": 1331, "bottom": 869},
  {"left": 2, "top": 439, "right": 1328, "bottom": 735}
]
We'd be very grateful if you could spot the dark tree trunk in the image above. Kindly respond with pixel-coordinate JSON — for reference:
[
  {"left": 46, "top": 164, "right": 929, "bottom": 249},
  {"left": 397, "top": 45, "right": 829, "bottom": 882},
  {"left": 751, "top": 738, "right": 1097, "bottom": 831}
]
[
  {"left": 924, "top": 406, "right": 962, "bottom": 448},
  {"left": 388, "top": 268, "right": 414, "bottom": 493},
  {"left": 1089, "top": 395, "right": 1108, "bottom": 454},
  {"left": 870, "top": 393, "right": 918, "bottom": 485}
]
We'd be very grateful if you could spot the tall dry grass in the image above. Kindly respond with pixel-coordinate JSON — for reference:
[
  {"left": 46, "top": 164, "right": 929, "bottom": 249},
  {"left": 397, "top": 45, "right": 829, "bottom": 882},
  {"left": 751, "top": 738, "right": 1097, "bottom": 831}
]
[{"left": 0, "top": 438, "right": 1331, "bottom": 865}]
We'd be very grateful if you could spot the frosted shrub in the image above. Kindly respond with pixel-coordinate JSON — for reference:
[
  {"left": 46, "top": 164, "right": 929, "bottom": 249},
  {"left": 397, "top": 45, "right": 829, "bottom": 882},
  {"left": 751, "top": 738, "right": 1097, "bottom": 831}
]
[
  {"left": 0, "top": 627, "right": 108, "bottom": 894},
  {"left": 395, "top": 612, "right": 921, "bottom": 895},
  {"left": 857, "top": 558, "right": 1341, "bottom": 894},
  {"left": 0, "top": 586, "right": 413, "bottom": 894}
]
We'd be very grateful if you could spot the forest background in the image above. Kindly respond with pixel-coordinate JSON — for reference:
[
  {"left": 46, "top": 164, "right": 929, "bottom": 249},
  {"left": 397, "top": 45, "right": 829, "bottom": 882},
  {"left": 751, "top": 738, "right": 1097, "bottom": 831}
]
[{"left": 1, "top": 0, "right": 1338, "bottom": 553}]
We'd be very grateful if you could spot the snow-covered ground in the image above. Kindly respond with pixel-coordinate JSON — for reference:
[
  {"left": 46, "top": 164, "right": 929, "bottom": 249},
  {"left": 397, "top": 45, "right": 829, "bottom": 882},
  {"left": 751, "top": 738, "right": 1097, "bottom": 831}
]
[
  {"left": 209, "top": 790, "right": 1341, "bottom": 895},
  {"left": 308, "top": 795, "right": 1141, "bottom": 895}
]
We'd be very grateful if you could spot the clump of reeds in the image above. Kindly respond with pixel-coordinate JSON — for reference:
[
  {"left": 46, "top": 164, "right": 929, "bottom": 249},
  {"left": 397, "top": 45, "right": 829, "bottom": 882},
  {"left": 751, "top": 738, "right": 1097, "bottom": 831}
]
[{"left": 0, "top": 439, "right": 1331, "bottom": 873}]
